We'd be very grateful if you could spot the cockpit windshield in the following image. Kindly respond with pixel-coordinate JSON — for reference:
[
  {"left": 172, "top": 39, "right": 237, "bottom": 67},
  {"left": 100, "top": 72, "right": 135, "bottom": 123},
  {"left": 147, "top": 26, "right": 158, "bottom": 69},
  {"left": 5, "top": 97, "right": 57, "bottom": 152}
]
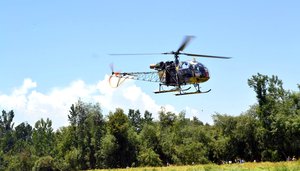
[
  {"left": 192, "top": 62, "right": 209, "bottom": 77},
  {"left": 180, "top": 61, "right": 189, "bottom": 69},
  {"left": 195, "top": 63, "right": 204, "bottom": 71}
]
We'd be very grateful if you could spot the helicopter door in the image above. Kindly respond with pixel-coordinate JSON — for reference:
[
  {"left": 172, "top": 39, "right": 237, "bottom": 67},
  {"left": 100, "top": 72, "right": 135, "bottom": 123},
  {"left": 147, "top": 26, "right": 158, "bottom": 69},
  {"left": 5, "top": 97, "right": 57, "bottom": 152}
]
[
  {"left": 189, "top": 63, "right": 196, "bottom": 77},
  {"left": 194, "top": 65, "right": 202, "bottom": 77},
  {"left": 179, "top": 62, "right": 191, "bottom": 83},
  {"left": 165, "top": 61, "right": 175, "bottom": 85}
]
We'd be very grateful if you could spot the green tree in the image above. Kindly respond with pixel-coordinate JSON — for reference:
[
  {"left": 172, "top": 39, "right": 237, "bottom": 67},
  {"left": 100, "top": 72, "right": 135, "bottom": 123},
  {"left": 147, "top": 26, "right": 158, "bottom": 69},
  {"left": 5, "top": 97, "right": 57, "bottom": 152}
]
[
  {"left": 137, "top": 148, "right": 162, "bottom": 167},
  {"left": 0, "top": 150, "right": 7, "bottom": 170},
  {"left": 233, "top": 113, "right": 259, "bottom": 161},
  {"left": 157, "top": 110, "right": 211, "bottom": 165},
  {"left": 212, "top": 110, "right": 260, "bottom": 162},
  {"left": 139, "top": 123, "right": 160, "bottom": 152},
  {"left": 32, "top": 156, "right": 57, "bottom": 171},
  {"left": 0, "top": 110, "right": 14, "bottom": 133},
  {"left": 15, "top": 122, "right": 32, "bottom": 143},
  {"left": 13, "top": 122, "right": 33, "bottom": 153},
  {"left": 84, "top": 103, "right": 104, "bottom": 169},
  {"left": 53, "top": 126, "right": 73, "bottom": 161},
  {"left": 143, "top": 110, "right": 153, "bottom": 124},
  {"left": 138, "top": 122, "right": 161, "bottom": 166},
  {"left": 63, "top": 147, "right": 80, "bottom": 170},
  {"left": 5, "top": 150, "right": 37, "bottom": 171},
  {"left": 0, "top": 110, "right": 15, "bottom": 153},
  {"left": 159, "top": 108, "right": 177, "bottom": 128},
  {"left": 157, "top": 109, "right": 177, "bottom": 164},
  {"left": 248, "top": 73, "right": 286, "bottom": 128},
  {"left": 32, "top": 118, "right": 54, "bottom": 157},
  {"left": 174, "top": 113, "right": 211, "bottom": 164},
  {"left": 248, "top": 73, "right": 300, "bottom": 161},
  {"left": 106, "top": 108, "right": 138, "bottom": 168},
  {"left": 212, "top": 114, "right": 240, "bottom": 162},
  {"left": 67, "top": 100, "right": 104, "bottom": 169},
  {"left": 100, "top": 133, "right": 118, "bottom": 168},
  {"left": 128, "top": 109, "right": 142, "bottom": 132}
]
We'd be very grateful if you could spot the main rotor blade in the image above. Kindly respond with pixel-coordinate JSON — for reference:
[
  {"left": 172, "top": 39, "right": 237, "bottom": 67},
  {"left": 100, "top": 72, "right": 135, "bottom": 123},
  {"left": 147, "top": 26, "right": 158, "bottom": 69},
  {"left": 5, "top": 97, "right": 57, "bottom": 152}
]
[
  {"left": 109, "top": 53, "right": 163, "bottom": 56},
  {"left": 177, "top": 36, "right": 195, "bottom": 53},
  {"left": 181, "top": 53, "right": 231, "bottom": 59}
]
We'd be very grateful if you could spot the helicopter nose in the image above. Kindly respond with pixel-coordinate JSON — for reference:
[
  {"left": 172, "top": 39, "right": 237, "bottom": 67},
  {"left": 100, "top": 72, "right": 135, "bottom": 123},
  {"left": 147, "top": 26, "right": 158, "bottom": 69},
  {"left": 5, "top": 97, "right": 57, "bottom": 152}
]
[
  {"left": 199, "top": 70, "right": 210, "bottom": 82},
  {"left": 205, "top": 70, "right": 210, "bottom": 78}
]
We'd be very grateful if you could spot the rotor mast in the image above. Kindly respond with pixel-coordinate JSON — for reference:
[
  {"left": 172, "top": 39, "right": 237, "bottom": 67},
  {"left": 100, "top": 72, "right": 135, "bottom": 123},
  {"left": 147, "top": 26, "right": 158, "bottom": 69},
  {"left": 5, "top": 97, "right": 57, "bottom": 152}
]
[{"left": 162, "top": 36, "right": 195, "bottom": 67}]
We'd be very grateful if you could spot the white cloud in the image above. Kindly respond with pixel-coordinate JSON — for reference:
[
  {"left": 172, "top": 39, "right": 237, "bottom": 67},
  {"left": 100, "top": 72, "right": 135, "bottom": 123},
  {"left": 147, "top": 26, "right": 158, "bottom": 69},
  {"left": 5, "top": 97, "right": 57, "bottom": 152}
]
[
  {"left": 13, "top": 78, "right": 37, "bottom": 96},
  {"left": 0, "top": 76, "right": 187, "bottom": 129},
  {"left": 0, "top": 79, "right": 97, "bottom": 129},
  {"left": 95, "top": 75, "right": 165, "bottom": 117}
]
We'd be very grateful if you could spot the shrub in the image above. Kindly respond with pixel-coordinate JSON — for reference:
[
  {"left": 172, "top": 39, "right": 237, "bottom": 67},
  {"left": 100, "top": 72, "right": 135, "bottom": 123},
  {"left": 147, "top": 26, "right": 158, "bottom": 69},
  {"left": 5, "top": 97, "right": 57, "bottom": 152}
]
[{"left": 32, "top": 156, "right": 57, "bottom": 171}]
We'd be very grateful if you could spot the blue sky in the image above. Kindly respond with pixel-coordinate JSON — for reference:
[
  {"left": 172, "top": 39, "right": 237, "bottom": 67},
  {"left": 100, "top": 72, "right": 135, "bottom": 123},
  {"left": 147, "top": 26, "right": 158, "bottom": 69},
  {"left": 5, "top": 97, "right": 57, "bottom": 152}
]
[{"left": 1, "top": 1, "right": 300, "bottom": 129}]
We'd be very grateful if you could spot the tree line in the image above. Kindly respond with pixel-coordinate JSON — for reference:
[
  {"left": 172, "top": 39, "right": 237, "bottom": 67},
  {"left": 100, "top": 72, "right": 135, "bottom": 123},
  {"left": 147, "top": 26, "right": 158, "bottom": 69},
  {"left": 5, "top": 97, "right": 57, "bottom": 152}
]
[{"left": 0, "top": 73, "right": 299, "bottom": 170}]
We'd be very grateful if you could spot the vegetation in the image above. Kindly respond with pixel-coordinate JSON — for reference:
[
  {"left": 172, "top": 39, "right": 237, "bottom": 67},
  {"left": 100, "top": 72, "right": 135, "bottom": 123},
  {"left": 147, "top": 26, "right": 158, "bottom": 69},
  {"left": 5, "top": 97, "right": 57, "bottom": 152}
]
[{"left": 0, "top": 73, "right": 300, "bottom": 170}]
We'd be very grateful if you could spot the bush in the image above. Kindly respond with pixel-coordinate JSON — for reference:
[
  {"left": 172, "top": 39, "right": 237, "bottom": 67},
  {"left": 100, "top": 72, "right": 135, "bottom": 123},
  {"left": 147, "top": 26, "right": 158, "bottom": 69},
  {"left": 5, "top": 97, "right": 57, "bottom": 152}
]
[
  {"left": 261, "top": 150, "right": 280, "bottom": 162},
  {"left": 6, "top": 151, "right": 36, "bottom": 171},
  {"left": 64, "top": 148, "right": 79, "bottom": 170},
  {"left": 32, "top": 156, "right": 57, "bottom": 171},
  {"left": 138, "top": 148, "right": 162, "bottom": 167}
]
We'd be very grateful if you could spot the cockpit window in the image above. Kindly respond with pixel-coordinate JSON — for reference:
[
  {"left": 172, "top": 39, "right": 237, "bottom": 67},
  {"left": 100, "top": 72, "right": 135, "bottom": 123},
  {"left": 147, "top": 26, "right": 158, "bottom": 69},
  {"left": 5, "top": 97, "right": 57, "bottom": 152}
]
[
  {"left": 181, "top": 61, "right": 189, "bottom": 69},
  {"left": 194, "top": 63, "right": 208, "bottom": 76},
  {"left": 195, "top": 63, "right": 203, "bottom": 71}
]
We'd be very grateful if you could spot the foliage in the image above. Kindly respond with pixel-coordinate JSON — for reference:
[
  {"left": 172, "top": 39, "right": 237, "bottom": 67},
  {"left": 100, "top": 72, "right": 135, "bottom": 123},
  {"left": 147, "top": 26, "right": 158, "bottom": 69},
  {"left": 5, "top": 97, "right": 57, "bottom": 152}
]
[
  {"left": 32, "top": 156, "right": 57, "bottom": 171},
  {"left": 106, "top": 108, "right": 139, "bottom": 168},
  {"left": 32, "top": 118, "right": 54, "bottom": 157},
  {"left": 248, "top": 73, "right": 300, "bottom": 160},
  {"left": 5, "top": 150, "right": 37, "bottom": 171},
  {"left": 0, "top": 73, "right": 300, "bottom": 170},
  {"left": 66, "top": 100, "right": 104, "bottom": 169},
  {"left": 137, "top": 148, "right": 162, "bottom": 167},
  {"left": 0, "top": 110, "right": 15, "bottom": 153}
]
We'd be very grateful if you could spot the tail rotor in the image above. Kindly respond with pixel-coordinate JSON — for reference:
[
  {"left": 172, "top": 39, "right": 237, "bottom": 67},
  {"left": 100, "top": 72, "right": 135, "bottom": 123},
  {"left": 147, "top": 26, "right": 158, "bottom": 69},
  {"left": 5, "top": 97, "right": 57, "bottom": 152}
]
[{"left": 109, "top": 63, "right": 125, "bottom": 88}]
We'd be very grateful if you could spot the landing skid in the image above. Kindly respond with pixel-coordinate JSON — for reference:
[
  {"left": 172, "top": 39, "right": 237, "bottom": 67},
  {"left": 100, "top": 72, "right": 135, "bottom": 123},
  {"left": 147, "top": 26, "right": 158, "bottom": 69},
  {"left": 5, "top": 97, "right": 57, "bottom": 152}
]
[
  {"left": 154, "top": 87, "right": 191, "bottom": 94},
  {"left": 175, "top": 89, "right": 211, "bottom": 96},
  {"left": 154, "top": 88, "right": 178, "bottom": 94},
  {"left": 154, "top": 83, "right": 210, "bottom": 96}
]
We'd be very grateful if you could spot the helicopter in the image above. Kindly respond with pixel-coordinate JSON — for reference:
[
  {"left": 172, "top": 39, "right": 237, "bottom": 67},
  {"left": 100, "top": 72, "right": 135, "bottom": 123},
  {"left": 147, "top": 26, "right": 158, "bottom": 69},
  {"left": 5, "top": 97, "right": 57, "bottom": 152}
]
[{"left": 109, "top": 36, "right": 231, "bottom": 96}]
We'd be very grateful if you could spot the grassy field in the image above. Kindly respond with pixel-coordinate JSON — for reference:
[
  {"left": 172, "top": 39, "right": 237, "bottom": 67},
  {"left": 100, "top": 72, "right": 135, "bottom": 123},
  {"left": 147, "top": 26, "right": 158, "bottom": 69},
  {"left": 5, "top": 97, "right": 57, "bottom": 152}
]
[{"left": 90, "top": 161, "right": 300, "bottom": 171}]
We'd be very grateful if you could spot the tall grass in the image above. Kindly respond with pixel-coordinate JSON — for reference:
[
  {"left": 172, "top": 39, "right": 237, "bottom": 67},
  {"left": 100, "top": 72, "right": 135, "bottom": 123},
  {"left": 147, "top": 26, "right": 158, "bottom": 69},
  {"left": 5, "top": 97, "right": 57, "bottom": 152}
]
[{"left": 90, "top": 161, "right": 300, "bottom": 171}]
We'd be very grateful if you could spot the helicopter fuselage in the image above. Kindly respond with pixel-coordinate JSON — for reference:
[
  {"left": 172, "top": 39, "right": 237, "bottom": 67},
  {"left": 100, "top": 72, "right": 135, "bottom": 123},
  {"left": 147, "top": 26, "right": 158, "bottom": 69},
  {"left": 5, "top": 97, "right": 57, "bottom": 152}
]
[{"left": 150, "top": 59, "right": 210, "bottom": 86}]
